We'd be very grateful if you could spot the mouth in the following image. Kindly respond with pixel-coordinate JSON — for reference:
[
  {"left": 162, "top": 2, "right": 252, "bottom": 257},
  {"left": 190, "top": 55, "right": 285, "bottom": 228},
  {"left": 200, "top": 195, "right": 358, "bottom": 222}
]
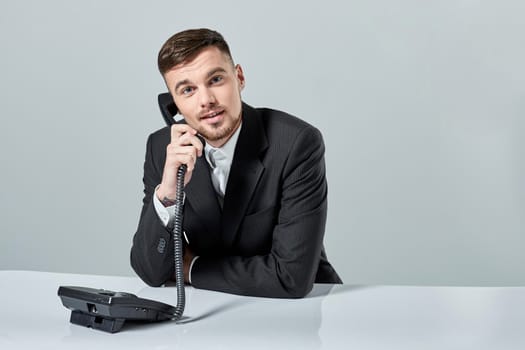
[{"left": 200, "top": 109, "right": 224, "bottom": 124}]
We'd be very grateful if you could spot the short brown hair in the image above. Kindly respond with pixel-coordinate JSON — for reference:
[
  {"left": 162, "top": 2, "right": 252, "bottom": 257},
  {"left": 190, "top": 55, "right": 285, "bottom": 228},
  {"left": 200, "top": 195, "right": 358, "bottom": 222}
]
[{"left": 157, "top": 28, "right": 234, "bottom": 75}]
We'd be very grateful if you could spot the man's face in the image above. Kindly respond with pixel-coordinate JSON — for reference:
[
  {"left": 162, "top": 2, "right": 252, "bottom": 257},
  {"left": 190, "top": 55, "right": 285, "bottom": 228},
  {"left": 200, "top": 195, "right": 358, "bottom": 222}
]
[{"left": 163, "top": 46, "right": 245, "bottom": 148}]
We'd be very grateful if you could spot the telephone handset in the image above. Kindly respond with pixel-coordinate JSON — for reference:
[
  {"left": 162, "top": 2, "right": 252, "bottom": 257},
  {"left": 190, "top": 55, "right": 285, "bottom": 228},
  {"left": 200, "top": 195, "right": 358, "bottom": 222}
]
[
  {"left": 158, "top": 92, "right": 179, "bottom": 126},
  {"left": 57, "top": 93, "right": 188, "bottom": 333}
]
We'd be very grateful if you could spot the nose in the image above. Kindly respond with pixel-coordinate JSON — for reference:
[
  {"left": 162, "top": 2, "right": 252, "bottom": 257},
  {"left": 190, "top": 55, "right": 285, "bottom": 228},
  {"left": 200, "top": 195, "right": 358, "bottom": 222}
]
[{"left": 199, "top": 87, "right": 216, "bottom": 108}]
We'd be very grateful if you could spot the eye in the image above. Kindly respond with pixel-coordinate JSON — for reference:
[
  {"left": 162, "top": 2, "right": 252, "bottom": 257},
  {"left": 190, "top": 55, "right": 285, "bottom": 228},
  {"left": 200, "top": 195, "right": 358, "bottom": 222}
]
[
  {"left": 181, "top": 86, "right": 194, "bottom": 95},
  {"left": 210, "top": 75, "right": 223, "bottom": 84}
]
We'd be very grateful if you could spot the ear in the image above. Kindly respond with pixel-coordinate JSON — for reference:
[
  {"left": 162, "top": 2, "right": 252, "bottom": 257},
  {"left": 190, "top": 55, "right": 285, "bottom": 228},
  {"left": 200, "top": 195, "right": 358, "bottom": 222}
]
[{"left": 235, "top": 64, "right": 245, "bottom": 90}]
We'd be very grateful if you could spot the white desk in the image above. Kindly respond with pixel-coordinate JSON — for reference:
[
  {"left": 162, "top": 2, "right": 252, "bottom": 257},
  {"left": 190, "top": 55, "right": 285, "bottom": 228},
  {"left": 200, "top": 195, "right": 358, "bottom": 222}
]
[{"left": 1, "top": 271, "right": 524, "bottom": 349}]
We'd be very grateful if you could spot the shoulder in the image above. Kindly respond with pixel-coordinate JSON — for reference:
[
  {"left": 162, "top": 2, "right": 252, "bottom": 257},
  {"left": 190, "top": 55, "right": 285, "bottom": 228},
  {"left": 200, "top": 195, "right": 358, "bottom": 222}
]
[
  {"left": 146, "top": 124, "right": 171, "bottom": 150},
  {"left": 245, "top": 103, "right": 323, "bottom": 143}
]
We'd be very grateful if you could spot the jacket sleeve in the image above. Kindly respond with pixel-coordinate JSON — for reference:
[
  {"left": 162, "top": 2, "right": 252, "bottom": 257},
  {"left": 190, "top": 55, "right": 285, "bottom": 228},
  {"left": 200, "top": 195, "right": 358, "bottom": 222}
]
[
  {"left": 130, "top": 133, "right": 175, "bottom": 287},
  {"left": 190, "top": 126, "right": 328, "bottom": 298}
]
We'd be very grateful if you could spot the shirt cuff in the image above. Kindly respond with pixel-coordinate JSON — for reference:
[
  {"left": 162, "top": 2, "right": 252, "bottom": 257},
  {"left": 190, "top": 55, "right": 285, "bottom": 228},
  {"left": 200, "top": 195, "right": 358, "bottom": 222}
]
[
  {"left": 188, "top": 256, "right": 199, "bottom": 285},
  {"left": 153, "top": 185, "right": 178, "bottom": 227}
]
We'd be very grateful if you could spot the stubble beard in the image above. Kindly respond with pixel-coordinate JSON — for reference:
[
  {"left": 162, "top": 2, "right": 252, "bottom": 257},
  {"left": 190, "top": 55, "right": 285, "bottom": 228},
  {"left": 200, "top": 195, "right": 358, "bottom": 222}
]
[{"left": 198, "top": 114, "right": 241, "bottom": 144}]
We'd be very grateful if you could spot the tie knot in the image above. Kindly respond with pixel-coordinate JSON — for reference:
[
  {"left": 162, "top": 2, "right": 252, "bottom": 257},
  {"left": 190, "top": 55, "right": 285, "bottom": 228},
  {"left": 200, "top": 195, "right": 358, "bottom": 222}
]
[{"left": 208, "top": 148, "right": 226, "bottom": 169}]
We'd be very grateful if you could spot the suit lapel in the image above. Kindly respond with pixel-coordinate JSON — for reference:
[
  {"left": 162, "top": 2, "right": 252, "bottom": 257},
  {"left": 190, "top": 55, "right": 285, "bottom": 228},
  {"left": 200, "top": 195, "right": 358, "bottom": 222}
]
[{"left": 222, "top": 104, "right": 268, "bottom": 248}]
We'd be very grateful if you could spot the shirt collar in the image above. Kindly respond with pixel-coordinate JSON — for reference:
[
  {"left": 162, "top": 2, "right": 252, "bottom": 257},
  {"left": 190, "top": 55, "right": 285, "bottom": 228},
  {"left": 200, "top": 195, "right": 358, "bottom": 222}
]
[{"left": 204, "top": 122, "right": 242, "bottom": 167}]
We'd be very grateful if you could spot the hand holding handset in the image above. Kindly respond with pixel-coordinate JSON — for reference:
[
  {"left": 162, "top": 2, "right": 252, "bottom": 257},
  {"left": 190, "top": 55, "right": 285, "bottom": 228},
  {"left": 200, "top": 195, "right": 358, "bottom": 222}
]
[
  {"left": 57, "top": 93, "right": 191, "bottom": 333},
  {"left": 157, "top": 93, "right": 204, "bottom": 200}
]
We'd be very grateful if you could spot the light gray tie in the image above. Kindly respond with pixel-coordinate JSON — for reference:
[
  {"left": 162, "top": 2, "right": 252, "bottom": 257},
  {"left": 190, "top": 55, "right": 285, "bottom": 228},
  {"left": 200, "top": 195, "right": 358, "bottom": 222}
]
[{"left": 209, "top": 148, "right": 227, "bottom": 197}]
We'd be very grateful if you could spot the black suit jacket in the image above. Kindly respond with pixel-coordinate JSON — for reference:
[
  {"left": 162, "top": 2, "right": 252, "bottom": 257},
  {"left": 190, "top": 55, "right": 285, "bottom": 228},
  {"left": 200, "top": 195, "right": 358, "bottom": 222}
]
[{"left": 131, "top": 103, "right": 341, "bottom": 298}]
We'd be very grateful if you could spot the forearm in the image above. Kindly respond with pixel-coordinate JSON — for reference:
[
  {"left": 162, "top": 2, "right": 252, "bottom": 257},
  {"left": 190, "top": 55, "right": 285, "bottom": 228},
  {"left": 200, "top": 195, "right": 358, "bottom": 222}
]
[
  {"left": 130, "top": 198, "right": 175, "bottom": 286},
  {"left": 131, "top": 133, "right": 177, "bottom": 286},
  {"left": 191, "top": 203, "right": 327, "bottom": 298}
]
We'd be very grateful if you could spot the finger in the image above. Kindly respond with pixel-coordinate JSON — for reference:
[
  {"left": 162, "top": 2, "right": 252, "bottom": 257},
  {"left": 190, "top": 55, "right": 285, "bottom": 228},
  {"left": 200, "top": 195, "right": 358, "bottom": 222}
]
[
  {"left": 166, "top": 145, "right": 198, "bottom": 167},
  {"left": 188, "top": 134, "right": 204, "bottom": 157},
  {"left": 170, "top": 124, "right": 197, "bottom": 143},
  {"left": 176, "top": 133, "right": 204, "bottom": 157},
  {"left": 176, "top": 153, "right": 197, "bottom": 172},
  {"left": 173, "top": 145, "right": 198, "bottom": 161},
  {"left": 166, "top": 144, "right": 195, "bottom": 159}
]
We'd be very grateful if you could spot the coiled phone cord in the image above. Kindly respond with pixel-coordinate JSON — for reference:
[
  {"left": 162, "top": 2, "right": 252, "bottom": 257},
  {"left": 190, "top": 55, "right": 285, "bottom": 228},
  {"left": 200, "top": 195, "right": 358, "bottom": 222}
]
[{"left": 171, "top": 164, "right": 187, "bottom": 320}]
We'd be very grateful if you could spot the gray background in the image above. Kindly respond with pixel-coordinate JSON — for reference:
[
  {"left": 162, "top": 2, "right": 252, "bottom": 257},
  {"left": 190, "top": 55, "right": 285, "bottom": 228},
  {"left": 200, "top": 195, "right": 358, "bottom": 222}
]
[{"left": 1, "top": 0, "right": 523, "bottom": 286}]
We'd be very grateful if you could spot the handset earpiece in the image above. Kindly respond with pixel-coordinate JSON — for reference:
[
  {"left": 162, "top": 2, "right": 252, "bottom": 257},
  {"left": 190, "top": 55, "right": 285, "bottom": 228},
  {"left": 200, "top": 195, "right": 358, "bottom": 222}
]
[
  {"left": 157, "top": 93, "right": 206, "bottom": 150},
  {"left": 158, "top": 92, "right": 179, "bottom": 126}
]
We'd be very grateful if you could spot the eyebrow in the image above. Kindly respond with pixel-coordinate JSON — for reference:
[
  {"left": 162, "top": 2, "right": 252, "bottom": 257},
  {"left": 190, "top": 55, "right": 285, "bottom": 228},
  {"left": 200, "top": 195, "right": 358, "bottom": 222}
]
[
  {"left": 206, "top": 67, "right": 228, "bottom": 78},
  {"left": 173, "top": 67, "right": 228, "bottom": 93},
  {"left": 174, "top": 79, "right": 191, "bottom": 93}
]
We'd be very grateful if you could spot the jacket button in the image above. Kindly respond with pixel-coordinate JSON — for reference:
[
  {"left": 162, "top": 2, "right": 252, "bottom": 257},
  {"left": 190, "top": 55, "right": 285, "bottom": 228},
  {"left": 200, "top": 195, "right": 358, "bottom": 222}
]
[{"left": 157, "top": 238, "right": 166, "bottom": 253}]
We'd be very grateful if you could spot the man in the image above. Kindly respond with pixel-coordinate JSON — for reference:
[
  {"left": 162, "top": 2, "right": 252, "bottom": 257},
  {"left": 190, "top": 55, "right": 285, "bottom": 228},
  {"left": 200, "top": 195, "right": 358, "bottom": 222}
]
[{"left": 131, "top": 28, "right": 341, "bottom": 298}]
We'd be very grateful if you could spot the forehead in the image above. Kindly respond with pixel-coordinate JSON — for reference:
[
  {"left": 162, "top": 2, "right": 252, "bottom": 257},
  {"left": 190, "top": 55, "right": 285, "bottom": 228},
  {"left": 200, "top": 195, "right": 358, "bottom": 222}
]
[{"left": 166, "top": 46, "right": 233, "bottom": 80}]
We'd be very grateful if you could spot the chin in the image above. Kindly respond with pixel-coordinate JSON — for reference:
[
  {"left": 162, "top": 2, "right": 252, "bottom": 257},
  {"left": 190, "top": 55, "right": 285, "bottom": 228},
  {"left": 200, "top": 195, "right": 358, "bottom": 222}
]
[
  {"left": 201, "top": 131, "right": 226, "bottom": 142},
  {"left": 201, "top": 128, "right": 232, "bottom": 145}
]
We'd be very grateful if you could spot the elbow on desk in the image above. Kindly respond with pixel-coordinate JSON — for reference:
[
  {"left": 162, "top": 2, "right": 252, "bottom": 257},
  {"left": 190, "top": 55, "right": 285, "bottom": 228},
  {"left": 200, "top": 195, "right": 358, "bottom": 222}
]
[
  {"left": 242, "top": 260, "right": 316, "bottom": 298},
  {"left": 283, "top": 282, "right": 314, "bottom": 299},
  {"left": 289, "top": 277, "right": 316, "bottom": 298},
  {"left": 275, "top": 272, "right": 315, "bottom": 299}
]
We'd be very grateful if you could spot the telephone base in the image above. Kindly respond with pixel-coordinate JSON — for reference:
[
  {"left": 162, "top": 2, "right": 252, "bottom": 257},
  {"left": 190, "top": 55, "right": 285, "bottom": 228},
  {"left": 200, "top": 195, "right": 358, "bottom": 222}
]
[
  {"left": 58, "top": 286, "right": 177, "bottom": 333},
  {"left": 70, "top": 310, "right": 126, "bottom": 333}
]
